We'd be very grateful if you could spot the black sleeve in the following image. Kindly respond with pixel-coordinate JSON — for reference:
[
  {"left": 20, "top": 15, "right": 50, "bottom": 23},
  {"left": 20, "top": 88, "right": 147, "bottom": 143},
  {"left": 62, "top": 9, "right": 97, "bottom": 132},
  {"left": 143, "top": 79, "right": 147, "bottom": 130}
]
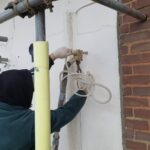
[
  {"left": 30, "top": 56, "right": 54, "bottom": 74},
  {"left": 49, "top": 56, "right": 54, "bottom": 69},
  {"left": 51, "top": 90, "right": 87, "bottom": 133}
]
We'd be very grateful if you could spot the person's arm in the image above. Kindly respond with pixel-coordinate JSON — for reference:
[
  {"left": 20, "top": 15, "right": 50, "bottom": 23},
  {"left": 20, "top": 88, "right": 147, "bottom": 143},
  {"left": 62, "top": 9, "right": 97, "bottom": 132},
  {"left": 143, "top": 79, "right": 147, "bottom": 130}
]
[
  {"left": 51, "top": 90, "right": 87, "bottom": 133},
  {"left": 29, "top": 45, "right": 72, "bottom": 73},
  {"left": 49, "top": 46, "right": 72, "bottom": 68}
]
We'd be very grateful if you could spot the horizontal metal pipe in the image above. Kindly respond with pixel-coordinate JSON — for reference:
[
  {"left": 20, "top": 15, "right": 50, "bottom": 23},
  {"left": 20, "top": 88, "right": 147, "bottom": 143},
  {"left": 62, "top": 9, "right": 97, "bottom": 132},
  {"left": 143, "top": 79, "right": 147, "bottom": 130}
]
[
  {"left": 0, "top": 36, "right": 8, "bottom": 42},
  {"left": 0, "top": 9, "right": 17, "bottom": 24},
  {"left": 92, "top": 0, "right": 147, "bottom": 21},
  {"left": 0, "top": 0, "right": 42, "bottom": 24},
  {"left": 0, "top": 0, "right": 147, "bottom": 23}
]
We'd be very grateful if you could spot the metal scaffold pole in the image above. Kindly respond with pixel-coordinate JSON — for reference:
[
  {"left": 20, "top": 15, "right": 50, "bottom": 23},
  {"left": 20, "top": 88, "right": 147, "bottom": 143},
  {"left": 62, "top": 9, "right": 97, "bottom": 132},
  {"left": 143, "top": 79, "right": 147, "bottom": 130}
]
[
  {"left": 0, "top": 1, "right": 148, "bottom": 150},
  {"left": 92, "top": 0, "right": 147, "bottom": 21},
  {"left": 0, "top": 0, "right": 147, "bottom": 24},
  {"left": 34, "top": 10, "right": 51, "bottom": 150},
  {"left": 0, "top": 0, "right": 42, "bottom": 24},
  {"left": 0, "top": 36, "right": 8, "bottom": 42},
  {"left": 35, "top": 10, "right": 46, "bottom": 41}
]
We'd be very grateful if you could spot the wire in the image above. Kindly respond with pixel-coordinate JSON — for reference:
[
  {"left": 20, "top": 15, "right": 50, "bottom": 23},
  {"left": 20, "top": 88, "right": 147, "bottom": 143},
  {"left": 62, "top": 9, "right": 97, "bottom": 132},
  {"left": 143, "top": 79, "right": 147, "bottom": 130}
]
[
  {"left": 59, "top": 59, "right": 112, "bottom": 104},
  {"left": 75, "top": 2, "right": 95, "bottom": 14}
]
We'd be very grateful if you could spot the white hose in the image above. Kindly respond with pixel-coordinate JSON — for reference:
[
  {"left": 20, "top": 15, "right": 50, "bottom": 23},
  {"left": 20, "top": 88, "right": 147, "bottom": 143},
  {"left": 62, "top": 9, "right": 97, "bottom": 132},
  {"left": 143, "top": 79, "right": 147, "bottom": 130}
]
[
  {"left": 92, "top": 83, "right": 112, "bottom": 104},
  {"left": 59, "top": 66, "right": 112, "bottom": 104}
]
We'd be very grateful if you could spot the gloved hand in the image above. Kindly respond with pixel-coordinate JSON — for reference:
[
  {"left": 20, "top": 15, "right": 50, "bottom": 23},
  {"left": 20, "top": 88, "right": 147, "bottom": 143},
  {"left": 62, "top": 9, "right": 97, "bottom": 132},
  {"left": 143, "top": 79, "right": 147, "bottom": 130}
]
[
  {"left": 77, "top": 72, "right": 95, "bottom": 95},
  {"left": 50, "top": 47, "right": 72, "bottom": 60}
]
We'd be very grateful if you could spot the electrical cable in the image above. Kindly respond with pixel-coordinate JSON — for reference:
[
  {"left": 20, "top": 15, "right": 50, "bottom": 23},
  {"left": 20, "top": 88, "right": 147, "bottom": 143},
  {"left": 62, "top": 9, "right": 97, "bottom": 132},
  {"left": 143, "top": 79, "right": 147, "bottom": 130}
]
[{"left": 75, "top": 2, "right": 95, "bottom": 14}]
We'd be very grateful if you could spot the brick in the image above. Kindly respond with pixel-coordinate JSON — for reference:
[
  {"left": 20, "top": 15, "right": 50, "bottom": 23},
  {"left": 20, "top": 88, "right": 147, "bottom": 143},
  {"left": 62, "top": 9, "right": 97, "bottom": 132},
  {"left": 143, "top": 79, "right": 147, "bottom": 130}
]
[
  {"left": 120, "top": 24, "right": 130, "bottom": 34},
  {"left": 141, "top": 7, "right": 150, "bottom": 18},
  {"left": 122, "top": 66, "right": 132, "bottom": 74},
  {"left": 124, "top": 97, "right": 149, "bottom": 107},
  {"left": 133, "top": 64, "right": 150, "bottom": 74},
  {"left": 125, "top": 128, "right": 134, "bottom": 139},
  {"left": 121, "top": 31, "right": 150, "bottom": 44},
  {"left": 134, "top": 108, "right": 150, "bottom": 119},
  {"left": 135, "top": 131, "right": 150, "bottom": 142},
  {"left": 131, "top": 41, "right": 150, "bottom": 53},
  {"left": 122, "top": 53, "right": 150, "bottom": 64},
  {"left": 148, "top": 144, "right": 150, "bottom": 150},
  {"left": 123, "top": 87, "right": 132, "bottom": 96},
  {"left": 123, "top": 75, "right": 150, "bottom": 85},
  {"left": 122, "top": 14, "right": 137, "bottom": 24},
  {"left": 126, "top": 140, "right": 147, "bottom": 150},
  {"left": 130, "top": 19, "right": 150, "bottom": 33},
  {"left": 133, "top": 87, "right": 150, "bottom": 96},
  {"left": 134, "top": 0, "right": 150, "bottom": 9},
  {"left": 124, "top": 108, "right": 133, "bottom": 117},
  {"left": 120, "top": 45, "right": 129, "bottom": 55},
  {"left": 125, "top": 119, "right": 149, "bottom": 130}
]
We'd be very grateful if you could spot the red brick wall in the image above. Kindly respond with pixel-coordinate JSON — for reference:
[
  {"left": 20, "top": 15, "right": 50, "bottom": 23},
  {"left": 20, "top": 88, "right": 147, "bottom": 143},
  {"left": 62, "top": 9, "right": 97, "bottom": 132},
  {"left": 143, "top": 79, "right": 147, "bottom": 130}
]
[{"left": 119, "top": 0, "right": 150, "bottom": 150}]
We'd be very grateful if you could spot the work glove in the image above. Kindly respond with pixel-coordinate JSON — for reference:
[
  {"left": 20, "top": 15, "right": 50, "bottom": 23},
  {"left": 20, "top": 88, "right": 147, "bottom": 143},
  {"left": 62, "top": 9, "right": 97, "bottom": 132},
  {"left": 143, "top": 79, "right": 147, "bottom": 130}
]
[
  {"left": 76, "top": 72, "right": 95, "bottom": 95},
  {"left": 50, "top": 47, "right": 72, "bottom": 60}
]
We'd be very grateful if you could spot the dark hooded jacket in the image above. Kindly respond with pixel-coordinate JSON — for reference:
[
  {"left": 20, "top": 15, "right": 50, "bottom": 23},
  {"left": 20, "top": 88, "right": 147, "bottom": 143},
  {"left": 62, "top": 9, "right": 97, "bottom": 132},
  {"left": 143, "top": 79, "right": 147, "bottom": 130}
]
[
  {"left": 0, "top": 70, "right": 34, "bottom": 108},
  {"left": 0, "top": 64, "right": 86, "bottom": 149}
]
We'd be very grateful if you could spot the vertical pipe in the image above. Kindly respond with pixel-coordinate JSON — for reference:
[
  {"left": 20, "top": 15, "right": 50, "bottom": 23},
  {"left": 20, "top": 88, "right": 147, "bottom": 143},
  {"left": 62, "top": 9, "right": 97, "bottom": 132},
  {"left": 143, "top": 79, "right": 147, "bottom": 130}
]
[
  {"left": 35, "top": 10, "right": 46, "bottom": 41},
  {"left": 34, "top": 10, "right": 51, "bottom": 150}
]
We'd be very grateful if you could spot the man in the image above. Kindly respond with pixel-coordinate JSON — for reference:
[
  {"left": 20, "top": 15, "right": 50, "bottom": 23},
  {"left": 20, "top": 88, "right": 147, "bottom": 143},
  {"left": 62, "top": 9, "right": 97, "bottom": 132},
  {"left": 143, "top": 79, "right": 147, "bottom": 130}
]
[{"left": 0, "top": 47, "right": 87, "bottom": 150}]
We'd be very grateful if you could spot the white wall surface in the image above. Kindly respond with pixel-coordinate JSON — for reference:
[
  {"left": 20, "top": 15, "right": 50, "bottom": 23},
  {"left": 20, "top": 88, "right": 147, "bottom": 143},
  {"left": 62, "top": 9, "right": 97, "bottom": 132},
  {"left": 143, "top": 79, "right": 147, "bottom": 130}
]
[{"left": 0, "top": 0, "right": 123, "bottom": 150}]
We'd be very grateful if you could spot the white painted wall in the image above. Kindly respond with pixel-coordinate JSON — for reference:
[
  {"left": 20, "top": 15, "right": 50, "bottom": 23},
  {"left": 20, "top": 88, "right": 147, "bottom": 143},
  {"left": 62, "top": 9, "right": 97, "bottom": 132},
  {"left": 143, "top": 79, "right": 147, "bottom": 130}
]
[{"left": 0, "top": 0, "right": 123, "bottom": 150}]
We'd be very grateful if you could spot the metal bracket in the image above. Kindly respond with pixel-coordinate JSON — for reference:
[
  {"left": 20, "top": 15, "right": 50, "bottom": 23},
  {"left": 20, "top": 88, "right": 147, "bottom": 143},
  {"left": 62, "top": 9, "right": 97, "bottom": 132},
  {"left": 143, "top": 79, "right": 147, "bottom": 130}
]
[
  {"left": 72, "top": 49, "right": 88, "bottom": 62},
  {"left": 0, "top": 56, "right": 9, "bottom": 64},
  {"left": 4, "top": 0, "right": 56, "bottom": 19}
]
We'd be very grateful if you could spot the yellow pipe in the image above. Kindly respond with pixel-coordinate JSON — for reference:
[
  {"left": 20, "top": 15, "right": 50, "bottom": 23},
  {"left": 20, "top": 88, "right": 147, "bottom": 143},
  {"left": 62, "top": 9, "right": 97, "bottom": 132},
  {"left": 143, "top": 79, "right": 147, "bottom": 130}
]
[{"left": 33, "top": 41, "right": 51, "bottom": 150}]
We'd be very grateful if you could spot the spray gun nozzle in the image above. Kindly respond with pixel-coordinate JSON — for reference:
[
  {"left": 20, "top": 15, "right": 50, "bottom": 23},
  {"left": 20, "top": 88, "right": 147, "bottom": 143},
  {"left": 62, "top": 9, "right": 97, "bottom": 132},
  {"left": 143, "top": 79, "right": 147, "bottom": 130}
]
[{"left": 71, "top": 49, "right": 88, "bottom": 62}]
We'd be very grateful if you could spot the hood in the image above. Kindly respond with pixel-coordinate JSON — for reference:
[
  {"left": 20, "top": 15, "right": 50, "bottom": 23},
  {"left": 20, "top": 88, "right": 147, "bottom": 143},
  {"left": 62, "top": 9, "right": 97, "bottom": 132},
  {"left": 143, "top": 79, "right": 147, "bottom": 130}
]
[{"left": 0, "top": 69, "right": 34, "bottom": 108}]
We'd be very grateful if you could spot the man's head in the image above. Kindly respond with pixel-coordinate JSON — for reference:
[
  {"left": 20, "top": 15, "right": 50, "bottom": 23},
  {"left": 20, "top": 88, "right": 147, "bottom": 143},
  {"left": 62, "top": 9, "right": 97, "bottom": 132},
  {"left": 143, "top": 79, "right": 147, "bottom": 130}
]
[{"left": 0, "top": 69, "right": 34, "bottom": 108}]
